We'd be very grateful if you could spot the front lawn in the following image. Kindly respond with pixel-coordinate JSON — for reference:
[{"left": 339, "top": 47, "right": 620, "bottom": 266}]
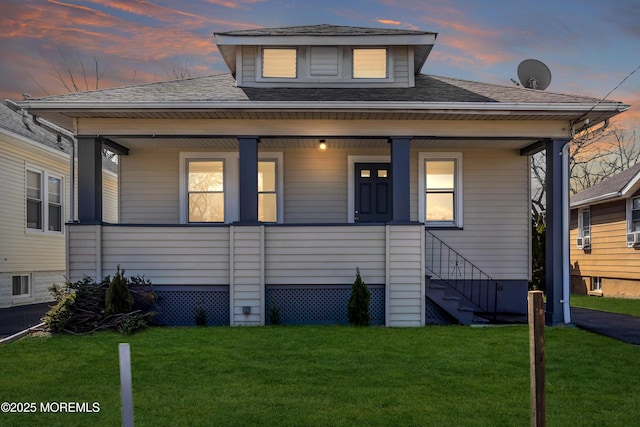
[
  {"left": 571, "top": 294, "right": 640, "bottom": 317},
  {"left": 1, "top": 326, "right": 639, "bottom": 426}
]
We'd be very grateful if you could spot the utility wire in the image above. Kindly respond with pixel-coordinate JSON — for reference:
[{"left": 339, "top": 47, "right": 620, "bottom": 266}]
[{"left": 575, "top": 63, "right": 640, "bottom": 125}]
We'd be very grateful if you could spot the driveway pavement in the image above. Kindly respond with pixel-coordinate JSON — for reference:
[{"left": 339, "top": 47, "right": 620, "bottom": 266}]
[
  {"left": 571, "top": 307, "right": 640, "bottom": 345},
  {"left": 0, "top": 302, "right": 50, "bottom": 338}
]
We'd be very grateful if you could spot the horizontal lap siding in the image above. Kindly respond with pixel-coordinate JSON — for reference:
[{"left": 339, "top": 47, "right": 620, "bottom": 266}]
[
  {"left": 284, "top": 148, "right": 389, "bottom": 223},
  {"left": 428, "top": 150, "right": 530, "bottom": 280},
  {"left": 265, "top": 226, "right": 386, "bottom": 284},
  {"left": 570, "top": 201, "right": 640, "bottom": 280},
  {"left": 388, "top": 225, "right": 424, "bottom": 327},
  {"left": 67, "top": 225, "right": 98, "bottom": 281},
  {"left": 232, "top": 226, "right": 262, "bottom": 325},
  {"left": 0, "top": 139, "right": 68, "bottom": 274},
  {"left": 103, "top": 171, "right": 118, "bottom": 223},
  {"left": 119, "top": 149, "right": 179, "bottom": 223},
  {"left": 101, "top": 227, "right": 229, "bottom": 285}
]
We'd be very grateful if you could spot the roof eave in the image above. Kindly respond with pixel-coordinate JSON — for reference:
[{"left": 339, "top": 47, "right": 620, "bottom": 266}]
[{"left": 17, "top": 100, "right": 629, "bottom": 114}]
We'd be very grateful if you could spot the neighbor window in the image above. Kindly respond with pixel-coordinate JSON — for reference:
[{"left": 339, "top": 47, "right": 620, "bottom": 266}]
[
  {"left": 630, "top": 197, "right": 640, "bottom": 232},
  {"left": 26, "top": 168, "right": 63, "bottom": 232},
  {"left": 578, "top": 207, "right": 591, "bottom": 238},
  {"left": 258, "top": 160, "right": 277, "bottom": 222},
  {"left": 187, "top": 160, "right": 225, "bottom": 222},
  {"left": 12, "top": 275, "right": 30, "bottom": 296},
  {"left": 419, "top": 153, "right": 463, "bottom": 227},
  {"left": 262, "top": 48, "right": 297, "bottom": 78},
  {"left": 353, "top": 48, "right": 387, "bottom": 79},
  {"left": 591, "top": 277, "right": 602, "bottom": 292}
]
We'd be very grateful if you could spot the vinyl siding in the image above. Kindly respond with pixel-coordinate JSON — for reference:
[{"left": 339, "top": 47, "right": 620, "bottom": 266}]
[
  {"left": 425, "top": 149, "right": 530, "bottom": 280},
  {"left": 570, "top": 200, "right": 640, "bottom": 281},
  {"left": 264, "top": 225, "right": 386, "bottom": 284},
  {"left": 116, "top": 146, "right": 529, "bottom": 280},
  {"left": 387, "top": 224, "right": 425, "bottom": 327},
  {"left": 0, "top": 137, "right": 68, "bottom": 273},
  {"left": 119, "top": 149, "right": 179, "bottom": 223},
  {"left": 103, "top": 170, "right": 119, "bottom": 223}
]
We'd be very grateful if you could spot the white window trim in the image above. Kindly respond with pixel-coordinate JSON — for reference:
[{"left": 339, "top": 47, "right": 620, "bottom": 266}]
[
  {"left": 418, "top": 152, "right": 463, "bottom": 228},
  {"left": 11, "top": 274, "right": 32, "bottom": 298},
  {"left": 627, "top": 196, "right": 640, "bottom": 232},
  {"left": 179, "top": 152, "right": 284, "bottom": 224},
  {"left": 347, "top": 155, "right": 390, "bottom": 223},
  {"left": 578, "top": 207, "right": 591, "bottom": 237},
  {"left": 350, "top": 47, "right": 393, "bottom": 82},
  {"left": 25, "top": 166, "right": 65, "bottom": 235},
  {"left": 257, "top": 47, "right": 298, "bottom": 81}
]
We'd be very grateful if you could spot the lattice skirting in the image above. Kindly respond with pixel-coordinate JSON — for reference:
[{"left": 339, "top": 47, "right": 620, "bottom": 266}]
[
  {"left": 425, "top": 297, "right": 455, "bottom": 325},
  {"left": 154, "top": 286, "right": 230, "bottom": 326},
  {"left": 266, "top": 284, "right": 385, "bottom": 325}
]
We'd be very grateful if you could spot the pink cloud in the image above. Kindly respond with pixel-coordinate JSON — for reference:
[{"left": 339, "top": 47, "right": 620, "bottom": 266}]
[{"left": 375, "top": 18, "right": 420, "bottom": 30}]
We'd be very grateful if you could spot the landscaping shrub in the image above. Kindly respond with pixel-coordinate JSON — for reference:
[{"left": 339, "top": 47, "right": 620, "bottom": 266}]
[
  {"left": 105, "top": 266, "right": 134, "bottom": 315},
  {"left": 43, "top": 269, "right": 155, "bottom": 335},
  {"left": 348, "top": 267, "right": 370, "bottom": 326}
]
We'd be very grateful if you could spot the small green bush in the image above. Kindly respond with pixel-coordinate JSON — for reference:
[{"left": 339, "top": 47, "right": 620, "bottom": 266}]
[
  {"left": 195, "top": 306, "right": 207, "bottom": 326},
  {"left": 118, "top": 314, "right": 149, "bottom": 335},
  {"left": 105, "top": 266, "right": 134, "bottom": 315},
  {"left": 348, "top": 268, "right": 370, "bottom": 326},
  {"left": 43, "top": 292, "right": 77, "bottom": 333},
  {"left": 268, "top": 300, "right": 281, "bottom": 325}
]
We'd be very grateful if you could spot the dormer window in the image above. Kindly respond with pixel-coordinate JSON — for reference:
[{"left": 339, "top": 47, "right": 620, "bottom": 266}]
[
  {"left": 262, "top": 48, "right": 297, "bottom": 78},
  {"left": 352, "top": 48, "right": 387, "bottom": 79}
]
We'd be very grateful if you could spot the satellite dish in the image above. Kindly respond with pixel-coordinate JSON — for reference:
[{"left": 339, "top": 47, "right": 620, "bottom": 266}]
[{"left": 517, "top": 59, "right": 552, "bottom": 90}]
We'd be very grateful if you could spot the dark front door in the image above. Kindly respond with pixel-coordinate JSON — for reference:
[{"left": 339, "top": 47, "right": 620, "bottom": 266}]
[{"left": 355, "top": 163, "right": 392, "bottom": 222}]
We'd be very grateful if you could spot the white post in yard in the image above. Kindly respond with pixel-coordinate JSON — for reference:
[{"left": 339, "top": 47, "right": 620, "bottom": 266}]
[{"left": 119, "top": 343, "right": 134, "bottom": 427}]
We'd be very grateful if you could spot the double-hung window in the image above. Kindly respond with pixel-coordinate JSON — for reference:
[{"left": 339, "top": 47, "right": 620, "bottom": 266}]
[
  {"left": 578, "top": 207, "right": 591, "bottom": 238},
  {"left": 419, "top": 153, "right": 463, "bottom": 227},
  {"left": 258, "top": 160, "right": 277, "bottom": 222},
  {"left": 180, "top": 152, "right": 283, "bottom": 224},
  {"left": 187, "top": 160, "right": 225, "bottom": 223},
  {"left": 26, "top": 168, "right": 63, "bottom": 233},
  {"left": 630, "top": 197, "right": 640, "bottom": 232}
]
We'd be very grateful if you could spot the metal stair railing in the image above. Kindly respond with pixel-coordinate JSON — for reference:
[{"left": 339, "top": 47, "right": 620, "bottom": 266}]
[{"left": 425, "top": 229, "right": 502, "bottom": 316}]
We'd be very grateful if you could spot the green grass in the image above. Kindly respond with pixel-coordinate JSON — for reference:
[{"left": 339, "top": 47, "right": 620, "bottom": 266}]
[
  {"left": 1, "top": 326, "right": 640, "bottom": 426},
  {"left": 571, "top": 293, "right": 640, "bottom": 317}
]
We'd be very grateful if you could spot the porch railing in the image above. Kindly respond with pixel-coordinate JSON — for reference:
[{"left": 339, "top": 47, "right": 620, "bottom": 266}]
[{"left": 424, "top": 229, "right": 502, "bottom": 316}]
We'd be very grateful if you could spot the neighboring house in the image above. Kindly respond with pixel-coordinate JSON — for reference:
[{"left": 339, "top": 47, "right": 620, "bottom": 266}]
[
  {"left": 17, "top": 24, "right": 628, "bottom": 326},
  {"left": 0, "top": 102, "right": 118, "bottom": 308},
  {"left": 570, "top": 163, "right": 640, "bottom": 298}
]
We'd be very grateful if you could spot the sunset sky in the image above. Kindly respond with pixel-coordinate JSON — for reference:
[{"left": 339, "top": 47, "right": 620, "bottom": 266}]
[{"left": 1, "top": 0, "right": 638, "bottom": 130}]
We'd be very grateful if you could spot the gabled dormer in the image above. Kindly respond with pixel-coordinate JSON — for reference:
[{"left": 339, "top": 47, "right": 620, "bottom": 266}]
[{"left": 214, "top": 24, "right": 437, "bottom": 88}]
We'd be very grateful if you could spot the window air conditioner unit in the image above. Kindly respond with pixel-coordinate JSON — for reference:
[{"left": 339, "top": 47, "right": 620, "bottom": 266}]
[
  {"left": 626, "top": 231, "right": 640, "bottom": 248},
  {"left": 576, "top": 236, "right": 590, "bottom": 249}
]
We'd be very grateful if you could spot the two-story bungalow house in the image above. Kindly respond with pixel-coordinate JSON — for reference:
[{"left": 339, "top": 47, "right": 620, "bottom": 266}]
[
  {"left": 0, "top": 101, "right": 118, "bottom": 308},
  {"left": 570, "top": 163, "right": 640, "bottom": 297},
  {"left": 16, "top": 24, "right": 628, "bottom": 325}
]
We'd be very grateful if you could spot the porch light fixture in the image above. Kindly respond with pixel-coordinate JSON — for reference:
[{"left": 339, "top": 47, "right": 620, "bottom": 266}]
[{"left": 318, "top": 140, "right": 327, "bottom": 150}]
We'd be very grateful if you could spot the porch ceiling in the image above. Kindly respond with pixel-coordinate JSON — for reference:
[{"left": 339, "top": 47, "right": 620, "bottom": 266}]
[{"left": 111, "top": 136, "right": 537, "bottom": 151}]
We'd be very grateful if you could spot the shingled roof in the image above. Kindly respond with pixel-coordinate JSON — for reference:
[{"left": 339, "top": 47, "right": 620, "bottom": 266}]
[
  {"left": 215, "top": 24, "right": 435, "bottom": 37},
  {"left": 23, "top": 73, "right": 609, "bottom": 105},
  {"left": 571, "top": 162, "right": 640, "bottom": 207},
  {"left": 216, "top": 24, "right": 436, "bottom": 36},
  {"left": 0, "top": 102, "right": 71, "bottom": 154}
]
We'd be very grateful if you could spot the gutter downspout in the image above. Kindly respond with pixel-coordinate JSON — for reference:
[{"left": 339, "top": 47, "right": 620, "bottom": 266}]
[{"left": 562, "top": 118, "right": 610, "bottom": 324}]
